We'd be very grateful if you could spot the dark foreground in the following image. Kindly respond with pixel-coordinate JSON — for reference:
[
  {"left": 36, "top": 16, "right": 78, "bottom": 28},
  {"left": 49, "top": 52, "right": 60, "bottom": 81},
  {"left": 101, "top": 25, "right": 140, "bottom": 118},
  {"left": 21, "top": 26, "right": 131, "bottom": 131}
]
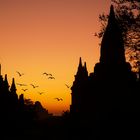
[{"left": 0, "top": 112, "right": 139, "bottom": 140}]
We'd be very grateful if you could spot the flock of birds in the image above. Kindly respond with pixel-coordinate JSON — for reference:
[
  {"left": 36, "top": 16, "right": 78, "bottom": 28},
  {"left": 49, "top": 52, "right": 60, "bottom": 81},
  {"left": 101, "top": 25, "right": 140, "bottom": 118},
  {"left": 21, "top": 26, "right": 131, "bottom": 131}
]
[{"left": 16, "top": 71, "right": 71, "bottom": 102}]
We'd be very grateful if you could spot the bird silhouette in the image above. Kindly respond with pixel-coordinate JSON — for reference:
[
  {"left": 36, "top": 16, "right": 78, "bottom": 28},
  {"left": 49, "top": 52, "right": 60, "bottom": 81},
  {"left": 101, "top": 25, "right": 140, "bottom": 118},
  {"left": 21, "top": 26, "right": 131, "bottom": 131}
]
[
  {"left": 48, "top": 76, "right": 55, "bottom": 79},
  {"left": 43, "top": 73, "right": 53, "bottom": 76},
  {"left": 65, "top": 84, "right": 70, "bottom": 88},
  {"left": 22, "top": 89, "right": 28, "bottom": 92},
  {"left": 30, "top": 84, "right": 39, "bottom": 88},
  {"left": 54, "top": 98, "right": 63, "bottom": 101},
  {"left": 43, "top": 72, "right": 49, "bottom": 76},
  {"left": 17, "top": 83, "right": 27, "bottom": 86},
  {"left": 38, "top": 92, "right": 44, "bottom": 95},
  {"left": 16, "top": 71, "right": 24, "bottom": 77}
]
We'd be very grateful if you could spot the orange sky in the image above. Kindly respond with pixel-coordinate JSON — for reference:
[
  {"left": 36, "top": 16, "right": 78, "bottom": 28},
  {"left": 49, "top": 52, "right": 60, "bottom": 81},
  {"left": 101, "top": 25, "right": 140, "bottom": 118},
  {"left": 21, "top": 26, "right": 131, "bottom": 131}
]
[{"left": 0, "top": 0, "right": 111, "bottom": 115}]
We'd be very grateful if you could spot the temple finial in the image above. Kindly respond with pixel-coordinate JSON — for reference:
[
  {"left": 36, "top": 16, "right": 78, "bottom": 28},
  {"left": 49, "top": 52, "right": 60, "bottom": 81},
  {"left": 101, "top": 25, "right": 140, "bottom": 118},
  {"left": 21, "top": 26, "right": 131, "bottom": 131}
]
[
  {"left": 10, "top": 78, "right": 17, "bottom": 93},
  {"left": 79, "top": 57, "right": 82, "bottom": 66},
  {"left": 108, "top": 5, "right": 116, "bottom": 23},
  {"left": 84, "top": 62, "right": 88, "bottom": 76},
  {"left": 84, "top": 62, "right": 87, "bottom": 72}
]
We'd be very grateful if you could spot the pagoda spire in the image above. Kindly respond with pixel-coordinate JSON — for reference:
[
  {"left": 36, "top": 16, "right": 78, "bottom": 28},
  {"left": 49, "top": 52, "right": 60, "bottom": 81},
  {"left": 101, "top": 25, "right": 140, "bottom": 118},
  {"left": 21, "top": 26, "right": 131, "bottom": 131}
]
[
  {"left": 84, "top": 62, "right": 88, "bottom": 77},
  {"left": 78, "top": 57, "right": 83, "bottom": 69},
  {"left": 100, "top": 5, "right": 126, "bottom": 64},
  {"left": 10, "top": 78, "right": 17, "bottom": 94},
  {"left": 74, "top": 57, "right": 86, "bottom": 81},
  {"left": 4, "top": 74, "right": 9, "bottom": 90},
  {"left": 76, "top": 57, "right": 83, "bottom": 75}
]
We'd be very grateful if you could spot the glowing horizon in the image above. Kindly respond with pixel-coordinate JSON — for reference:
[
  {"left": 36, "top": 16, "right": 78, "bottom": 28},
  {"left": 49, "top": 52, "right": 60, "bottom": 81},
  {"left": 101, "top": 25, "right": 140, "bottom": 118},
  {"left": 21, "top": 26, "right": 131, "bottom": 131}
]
[{"left": 0, "top": 0, "right": 111, "bottom": 115}]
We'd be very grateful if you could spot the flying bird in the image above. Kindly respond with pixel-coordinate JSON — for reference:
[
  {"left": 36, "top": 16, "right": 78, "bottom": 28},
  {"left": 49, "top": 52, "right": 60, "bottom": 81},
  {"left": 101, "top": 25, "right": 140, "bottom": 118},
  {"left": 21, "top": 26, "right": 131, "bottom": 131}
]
[
  {"left": 48, "top": 74, "right": 52, "bottom": 76},
  {"left": 54, "top": 98, "right": 63, "bottom": 101},
  {"left": 43, "top": 72, "right": 49, "bottom": 76},
  {"left": 30, "top": 84, "right": 39, "bottom": 88},
  {"left": 65, "top": 84, "right": 70, "bottom": 88},
  {"left": 22, "top": 89, "right": 28, "bottom": 92},
  {"left": 17, "top": 83, "right": 27, "bottom": 86},
  {"left": 16, "top": 71, "right": 24, "bottom": 77},
  {"left": 43, "top": 73, "right": 53, "bottom": 77},
  {"left": 48, "top": 76, "right": 55, "bottom": 79},
  {"left": 38, "top": 92, "right": 44, "bottom": 95}
]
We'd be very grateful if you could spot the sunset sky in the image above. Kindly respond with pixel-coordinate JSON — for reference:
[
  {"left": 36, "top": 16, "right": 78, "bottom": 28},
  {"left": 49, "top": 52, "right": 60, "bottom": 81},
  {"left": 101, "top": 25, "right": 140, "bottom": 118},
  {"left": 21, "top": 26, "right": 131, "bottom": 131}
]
[{"left": 0, "top": 0, "right": 111, "bottom": 115}]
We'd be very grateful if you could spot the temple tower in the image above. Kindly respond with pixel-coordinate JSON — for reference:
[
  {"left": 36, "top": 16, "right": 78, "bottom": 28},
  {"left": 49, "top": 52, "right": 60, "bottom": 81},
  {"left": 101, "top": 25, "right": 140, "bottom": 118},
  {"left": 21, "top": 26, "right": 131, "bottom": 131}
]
[{"left": 100, "top": 5, "right": 126, "bottom": 65}]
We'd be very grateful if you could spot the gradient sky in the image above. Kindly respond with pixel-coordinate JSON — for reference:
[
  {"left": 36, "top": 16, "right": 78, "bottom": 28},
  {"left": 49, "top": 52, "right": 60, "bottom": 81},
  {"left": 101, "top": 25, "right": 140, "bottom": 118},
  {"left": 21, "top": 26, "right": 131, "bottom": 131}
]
[{"left": 0, "top": 0, "right": 111, "bottom": 115}]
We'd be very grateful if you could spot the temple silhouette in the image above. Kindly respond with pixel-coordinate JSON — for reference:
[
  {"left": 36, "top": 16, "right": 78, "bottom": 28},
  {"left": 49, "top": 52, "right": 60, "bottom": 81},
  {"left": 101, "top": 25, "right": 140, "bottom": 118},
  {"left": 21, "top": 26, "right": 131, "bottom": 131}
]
[
  {"left": 70, "top": 5, "right": 140, "bottom": 124},
  {"left": 0, "top": 65, "right": 19, "bottom": 122},
  {"left": 0, "top": 5, "right": 139, "bottom": 139},
  {"left": 0, "top": 64, "right": 50, "bottom": 131}
]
